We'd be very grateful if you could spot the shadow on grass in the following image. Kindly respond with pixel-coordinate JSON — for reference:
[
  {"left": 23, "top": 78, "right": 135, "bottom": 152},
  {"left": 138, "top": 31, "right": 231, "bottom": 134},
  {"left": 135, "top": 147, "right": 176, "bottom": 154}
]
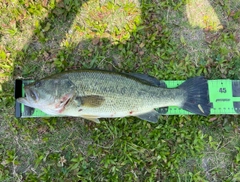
[{"left": 10, "top": 0, "right": 236, "bottom": 82}]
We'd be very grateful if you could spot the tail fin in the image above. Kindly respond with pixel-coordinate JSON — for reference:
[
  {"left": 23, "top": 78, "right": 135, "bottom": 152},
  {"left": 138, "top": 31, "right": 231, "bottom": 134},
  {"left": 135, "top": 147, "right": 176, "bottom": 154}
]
[{"left": 178, "top": 76, "right": 210, "bottom": 116}]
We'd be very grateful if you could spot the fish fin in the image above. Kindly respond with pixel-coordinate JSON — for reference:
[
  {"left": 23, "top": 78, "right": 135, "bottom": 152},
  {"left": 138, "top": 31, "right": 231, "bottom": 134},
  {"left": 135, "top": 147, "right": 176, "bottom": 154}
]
[
  {"left": 75, "top": 95, "right": 105, "bottom": 107},
  {"left": 81, "top": 115, "right": 100, "bottom": 123},
  {"left": 178, "top": 76, "right": 211, "bottom": 116},
  {"left": 136, "top": 110, "right": 160, "bottom": 123},
  {"left": 128, "top": 73, "right": 166, "bottom": 87}
]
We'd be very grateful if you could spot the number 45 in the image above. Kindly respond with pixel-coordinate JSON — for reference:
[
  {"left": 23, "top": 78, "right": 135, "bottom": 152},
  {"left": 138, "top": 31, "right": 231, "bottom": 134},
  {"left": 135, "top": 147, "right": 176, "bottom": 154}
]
[{"left": 219, "top": 88, "right": 227, "bottom": 93}]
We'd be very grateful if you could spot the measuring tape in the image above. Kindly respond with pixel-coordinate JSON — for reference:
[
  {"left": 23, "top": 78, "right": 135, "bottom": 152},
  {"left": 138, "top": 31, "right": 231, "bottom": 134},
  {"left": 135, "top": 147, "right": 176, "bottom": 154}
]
[{"left": 15, "top": 79, "right": 240, "bottom": 118}]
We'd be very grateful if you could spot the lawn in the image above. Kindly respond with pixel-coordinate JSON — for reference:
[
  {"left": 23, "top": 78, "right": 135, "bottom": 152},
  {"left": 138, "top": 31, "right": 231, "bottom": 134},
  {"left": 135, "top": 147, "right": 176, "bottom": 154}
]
[{"left": 0, "top": 0, "right": 240, "bottom": 181}]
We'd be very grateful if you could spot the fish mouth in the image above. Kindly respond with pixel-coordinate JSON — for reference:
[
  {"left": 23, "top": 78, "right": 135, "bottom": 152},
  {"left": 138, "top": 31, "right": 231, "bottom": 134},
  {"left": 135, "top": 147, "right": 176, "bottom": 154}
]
[
  {"left": 17, "top": 96, "right": 26, "bottom": 103},
  {"left": 17, "top": 97, "right": 31, "bottom": 107},
  {"left": 16, "top": 88, "right": 38, "bottom": 107}
]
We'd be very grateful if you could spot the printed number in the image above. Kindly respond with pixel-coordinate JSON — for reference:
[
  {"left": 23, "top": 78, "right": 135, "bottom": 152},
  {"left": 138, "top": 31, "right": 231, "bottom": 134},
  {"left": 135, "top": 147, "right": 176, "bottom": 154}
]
[{"left": 219, "top": 88, "right": 227, "bottom": 93}]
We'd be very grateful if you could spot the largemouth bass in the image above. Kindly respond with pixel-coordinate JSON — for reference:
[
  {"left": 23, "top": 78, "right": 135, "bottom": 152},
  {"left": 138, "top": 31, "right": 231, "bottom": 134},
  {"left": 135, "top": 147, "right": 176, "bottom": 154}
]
[{"left": 17, "top": 70, "right": 210, "bottom": 123}]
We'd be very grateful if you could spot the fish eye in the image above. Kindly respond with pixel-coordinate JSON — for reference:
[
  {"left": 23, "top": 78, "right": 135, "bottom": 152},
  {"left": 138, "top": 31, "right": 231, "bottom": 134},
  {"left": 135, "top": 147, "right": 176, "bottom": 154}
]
[
  {"left": 29, "top": 89, "right": 37, "bottom": 101},
  {"left": 35, "top": 81, "right": 41, "bottom": 88}
]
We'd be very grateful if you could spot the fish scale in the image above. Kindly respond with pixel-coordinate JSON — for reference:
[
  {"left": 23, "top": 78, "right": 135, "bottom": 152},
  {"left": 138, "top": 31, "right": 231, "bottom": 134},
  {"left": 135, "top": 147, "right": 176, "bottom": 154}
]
[{"left": 63, "top": 71, "right": 184, "bottom": 117}]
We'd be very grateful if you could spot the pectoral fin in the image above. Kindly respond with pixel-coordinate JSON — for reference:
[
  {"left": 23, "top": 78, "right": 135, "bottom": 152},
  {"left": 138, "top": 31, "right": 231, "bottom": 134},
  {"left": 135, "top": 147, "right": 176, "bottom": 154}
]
[
  {"left": 136, "top": 110, "right": 160, "bottom": 123},
  {"left": 75, "top": 95, "right": 105, "bottom": 107}
]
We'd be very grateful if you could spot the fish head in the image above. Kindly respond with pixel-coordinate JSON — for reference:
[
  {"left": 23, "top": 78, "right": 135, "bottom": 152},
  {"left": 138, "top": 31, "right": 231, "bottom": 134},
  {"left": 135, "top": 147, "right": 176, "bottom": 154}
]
[{"left": 17, "top": 77, "right": 77, "bottom": 115}]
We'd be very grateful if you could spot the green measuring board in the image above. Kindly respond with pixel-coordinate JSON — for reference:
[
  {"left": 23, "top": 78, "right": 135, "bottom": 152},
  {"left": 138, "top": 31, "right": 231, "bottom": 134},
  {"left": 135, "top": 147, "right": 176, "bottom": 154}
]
[{"left": 15, "top": 79, "right": 240, "bottom": 118}]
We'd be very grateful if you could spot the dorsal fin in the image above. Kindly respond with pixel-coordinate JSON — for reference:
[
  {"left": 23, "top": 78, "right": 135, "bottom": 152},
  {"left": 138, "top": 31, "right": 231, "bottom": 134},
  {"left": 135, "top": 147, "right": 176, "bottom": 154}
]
[{"left": 127, "top": 73, "right": 166, "bottom": 87}]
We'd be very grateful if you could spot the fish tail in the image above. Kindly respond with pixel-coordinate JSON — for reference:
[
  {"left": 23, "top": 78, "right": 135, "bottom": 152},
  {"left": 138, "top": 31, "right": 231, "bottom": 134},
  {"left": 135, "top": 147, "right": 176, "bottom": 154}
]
[{"left": 178, "top": 76, "right": 211, "bottom": 116}]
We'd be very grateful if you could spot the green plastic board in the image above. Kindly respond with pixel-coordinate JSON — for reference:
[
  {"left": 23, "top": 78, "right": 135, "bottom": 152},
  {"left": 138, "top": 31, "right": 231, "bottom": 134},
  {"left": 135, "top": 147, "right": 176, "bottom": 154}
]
[{"left": 15, "top": 79, "right": 240, "bottom": 118}]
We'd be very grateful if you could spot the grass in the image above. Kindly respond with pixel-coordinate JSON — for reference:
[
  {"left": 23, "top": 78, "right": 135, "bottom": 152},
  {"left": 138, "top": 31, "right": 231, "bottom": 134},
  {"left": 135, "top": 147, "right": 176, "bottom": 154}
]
[{"left": 0, "top": 0, "right": 240, "bottom": 181}]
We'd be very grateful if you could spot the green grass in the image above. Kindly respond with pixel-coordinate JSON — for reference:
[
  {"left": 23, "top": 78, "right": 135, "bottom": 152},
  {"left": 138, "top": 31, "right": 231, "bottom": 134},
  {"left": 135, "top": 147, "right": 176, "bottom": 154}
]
[{"left": 1, "top": 0, "right": 240, "bottom": 181}]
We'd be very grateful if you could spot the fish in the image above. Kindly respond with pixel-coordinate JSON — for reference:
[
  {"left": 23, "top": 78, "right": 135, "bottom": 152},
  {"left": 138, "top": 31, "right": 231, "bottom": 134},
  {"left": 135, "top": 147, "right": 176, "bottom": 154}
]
[{"left": 17, "top": 70, "right": 210, "bottom": 123}]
